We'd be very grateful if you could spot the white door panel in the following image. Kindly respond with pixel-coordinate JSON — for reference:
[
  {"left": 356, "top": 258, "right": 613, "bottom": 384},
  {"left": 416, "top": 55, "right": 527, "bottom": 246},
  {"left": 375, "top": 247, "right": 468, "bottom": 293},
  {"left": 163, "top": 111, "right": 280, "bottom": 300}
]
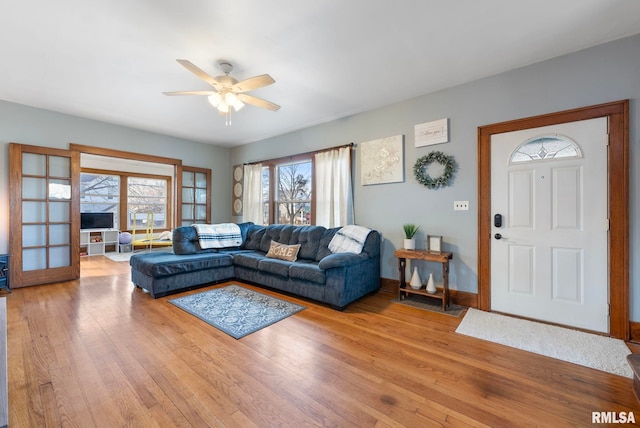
[
  {"left": 491, "top": 117, "right": 608, "bottom": 332},
  {"left": 553, "top": 166, "right": 581, "bottom": 229}
]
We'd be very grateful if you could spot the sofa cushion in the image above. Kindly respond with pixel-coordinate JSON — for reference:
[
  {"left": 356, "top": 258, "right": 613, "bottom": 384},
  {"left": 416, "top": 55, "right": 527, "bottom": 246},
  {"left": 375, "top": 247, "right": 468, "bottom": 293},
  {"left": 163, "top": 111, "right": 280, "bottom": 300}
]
[
  {"left": 173, "top": 222, "right": 254, "bottom": 255},
  {"left": 243, "top": 225, "right": 266, "bottom": 251},
  {"left": 232, "top": 251, "right": 265, "bottom": 270},
  {"left": 172, "top": 226, "right": 217, "bottom": 255},
  {"left": 260, "top": 224, "right": 297, "bottom": 253},
  {"left": 289, "top": 260, "right": 326, "bottom": 284},
  {"left": 266, "top": 241, "right": 301, "bottom": 261},
  {"left": 290, "top": 225, "right": 325, "bottom": 260},
  {"left": 129, "top": 252, "right": 232, "bottom": 277},
  {"left": 258, "top": 257, "right": 292, "bottom": 277},
  {"left": 315, "top": 227, "right": 339, "bottom": 261},
  {"left": 235, "top": 222, "right": 255, "bottom": 246},
  {"left": 361, "top": 229, "right": 381, "bottom": 257}
]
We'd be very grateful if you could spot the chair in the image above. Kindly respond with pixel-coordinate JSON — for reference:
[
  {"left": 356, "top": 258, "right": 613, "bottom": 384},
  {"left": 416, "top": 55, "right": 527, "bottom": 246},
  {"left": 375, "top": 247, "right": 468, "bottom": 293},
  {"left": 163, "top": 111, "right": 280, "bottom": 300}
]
[{"left": 131, "top": 212, "right": 172, "bottom": 252}]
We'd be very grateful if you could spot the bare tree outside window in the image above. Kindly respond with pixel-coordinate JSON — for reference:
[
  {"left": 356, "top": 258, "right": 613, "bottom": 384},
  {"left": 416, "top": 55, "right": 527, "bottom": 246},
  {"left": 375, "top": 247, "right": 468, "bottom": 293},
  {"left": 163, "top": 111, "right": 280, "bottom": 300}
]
[
  {"left": 80, "top": 173, "right": 120, "bottom": 229},
  {"left": 80, "top": 172, "right": 170, "bottom": 231},
  {"left": 276, "top": 161, "right": 312, "bottom": 225},
  {"left": 128, "top": 177, "right": 168, "bottom": 229}
]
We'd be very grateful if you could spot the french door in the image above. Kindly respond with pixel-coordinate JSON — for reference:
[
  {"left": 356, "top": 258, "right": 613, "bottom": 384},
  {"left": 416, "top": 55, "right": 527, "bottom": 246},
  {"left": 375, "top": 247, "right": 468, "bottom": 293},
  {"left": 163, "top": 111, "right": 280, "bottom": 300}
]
[{"left": 9, "top": 144, "right": 80, "bottom": 288}]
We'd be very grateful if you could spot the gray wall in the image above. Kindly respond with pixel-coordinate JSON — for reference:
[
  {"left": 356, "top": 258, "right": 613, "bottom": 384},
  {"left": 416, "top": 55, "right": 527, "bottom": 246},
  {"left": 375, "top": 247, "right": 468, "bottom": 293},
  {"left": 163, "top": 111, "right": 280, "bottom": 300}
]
[
  {"left": 0, "top": 34, "right": 637, "bottom": 320},
  {"left": 0, "top": 101, "right": 232, "bottom": 254},
  {"left": 231, "top": 34, "right": 640, "bottom": 319}
]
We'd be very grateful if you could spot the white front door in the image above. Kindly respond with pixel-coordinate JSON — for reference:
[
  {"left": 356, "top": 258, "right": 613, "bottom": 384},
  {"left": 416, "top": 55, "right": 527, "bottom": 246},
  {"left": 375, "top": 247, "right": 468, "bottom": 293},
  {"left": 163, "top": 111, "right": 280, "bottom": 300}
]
[{"left": 490, "top": 117, "right": 609, "bottom": 332}]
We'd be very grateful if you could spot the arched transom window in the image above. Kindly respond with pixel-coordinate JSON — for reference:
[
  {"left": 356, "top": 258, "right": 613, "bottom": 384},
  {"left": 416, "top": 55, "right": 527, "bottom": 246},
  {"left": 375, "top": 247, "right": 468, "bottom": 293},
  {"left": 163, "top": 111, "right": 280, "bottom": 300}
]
[{"left": 510, "top": 134, "right": 582, "bottom": 164}]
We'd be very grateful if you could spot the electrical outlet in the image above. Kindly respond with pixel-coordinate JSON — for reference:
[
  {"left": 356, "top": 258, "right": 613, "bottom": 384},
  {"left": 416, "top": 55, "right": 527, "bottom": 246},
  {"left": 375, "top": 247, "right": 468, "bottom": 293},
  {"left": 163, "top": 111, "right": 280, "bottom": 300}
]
[{"left": 454, "top": 201, "right": 469, "bottom": 211}]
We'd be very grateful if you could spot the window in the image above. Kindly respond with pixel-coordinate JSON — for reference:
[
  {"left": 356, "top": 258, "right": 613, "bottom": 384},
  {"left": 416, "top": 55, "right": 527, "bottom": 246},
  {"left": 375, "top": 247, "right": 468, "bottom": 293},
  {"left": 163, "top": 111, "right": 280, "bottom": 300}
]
[
  {"left": 510, "top": 135, "right": 582, "bottom": 164},
  {"left": 127, "top": 177, "right": 168, "bottom": 229},
  {"left": 246, "top": 145, "right": 352, "bottom": 226},
  {"left": 80, "top": 173, "right": 120, "bottom": 229},
  {"left": 80, "top": 171, "right": 171, "bottom": 231},
  {"left": 275, "top": 160, "right": 312, "bottom": 225},
  {"left": 261, "top": 166, "right": 270, "bottom": 225},
  {"left": 261, "top": 157, "right": 313, "bottom": 225}
]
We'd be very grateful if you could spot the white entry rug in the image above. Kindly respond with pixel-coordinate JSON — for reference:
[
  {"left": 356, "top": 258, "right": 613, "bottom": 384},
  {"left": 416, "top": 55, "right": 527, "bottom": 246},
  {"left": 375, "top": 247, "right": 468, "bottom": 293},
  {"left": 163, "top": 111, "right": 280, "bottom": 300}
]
[{"left": 455, "top": 308, "right": 633, "bottom": 378}]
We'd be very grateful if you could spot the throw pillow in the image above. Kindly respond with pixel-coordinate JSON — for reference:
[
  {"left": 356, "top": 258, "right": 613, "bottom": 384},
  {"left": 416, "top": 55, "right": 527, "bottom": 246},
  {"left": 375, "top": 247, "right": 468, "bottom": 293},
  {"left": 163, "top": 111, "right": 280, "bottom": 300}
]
[{"left": 266, "top": 240, "right": 301, "bottom": 262}]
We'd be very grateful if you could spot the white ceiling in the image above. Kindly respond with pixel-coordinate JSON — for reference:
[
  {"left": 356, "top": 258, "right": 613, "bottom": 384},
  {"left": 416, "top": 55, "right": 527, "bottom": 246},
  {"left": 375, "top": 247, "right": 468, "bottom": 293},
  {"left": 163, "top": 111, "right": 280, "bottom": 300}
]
[{"left": 2, "top": 1, "right": 640, "bottom": 147}]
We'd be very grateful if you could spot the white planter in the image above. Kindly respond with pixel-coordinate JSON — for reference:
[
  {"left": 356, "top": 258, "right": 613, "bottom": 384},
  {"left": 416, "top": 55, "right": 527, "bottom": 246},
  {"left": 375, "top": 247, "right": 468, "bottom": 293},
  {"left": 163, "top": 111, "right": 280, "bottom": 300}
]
[{"left": 403, "top": 238, "right": 416, "bottom": 250}]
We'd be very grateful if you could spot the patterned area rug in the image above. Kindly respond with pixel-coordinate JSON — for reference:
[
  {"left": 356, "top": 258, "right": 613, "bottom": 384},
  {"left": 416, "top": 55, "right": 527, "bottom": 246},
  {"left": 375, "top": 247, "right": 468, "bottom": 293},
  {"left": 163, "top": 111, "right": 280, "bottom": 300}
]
[
  {"left": 391, "top": 294, "right": 466, "bottom": 317},
  {"left": 169, "top": 285, "right": 305, "bottom": 339},
  {"left": 456, "top": 308, "right": 633, "bottom": 378}
]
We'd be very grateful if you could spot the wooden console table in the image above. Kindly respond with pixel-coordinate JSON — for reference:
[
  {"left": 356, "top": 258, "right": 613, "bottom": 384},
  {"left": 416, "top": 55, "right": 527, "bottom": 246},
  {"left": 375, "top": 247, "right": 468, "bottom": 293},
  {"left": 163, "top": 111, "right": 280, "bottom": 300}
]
[{"left": 395, "top": 249, "right": 453, "bottom": 310}]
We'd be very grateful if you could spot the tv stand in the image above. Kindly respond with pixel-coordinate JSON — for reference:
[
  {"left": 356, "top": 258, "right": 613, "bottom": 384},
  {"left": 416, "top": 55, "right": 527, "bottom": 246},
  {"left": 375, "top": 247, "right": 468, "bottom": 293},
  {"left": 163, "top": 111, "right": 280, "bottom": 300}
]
[{"left": 80, "top": 229, "right": 119, "bottom": 256}]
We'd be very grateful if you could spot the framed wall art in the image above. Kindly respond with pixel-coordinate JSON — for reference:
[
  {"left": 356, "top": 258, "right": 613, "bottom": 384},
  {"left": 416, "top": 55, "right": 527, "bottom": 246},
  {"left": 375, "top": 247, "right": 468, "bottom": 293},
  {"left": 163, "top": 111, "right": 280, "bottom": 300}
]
[
  {"left": 232, "top": 164, "right": 244, "bottom": 216},
  {"left": 415, "top": 118, "right": 449, "bottom": 147},
  {"left": 427, "top": 235, "right": 443, "bottom": 253},
  {"left": 360, "top": 134, "right": 404, "bottom": 185}
]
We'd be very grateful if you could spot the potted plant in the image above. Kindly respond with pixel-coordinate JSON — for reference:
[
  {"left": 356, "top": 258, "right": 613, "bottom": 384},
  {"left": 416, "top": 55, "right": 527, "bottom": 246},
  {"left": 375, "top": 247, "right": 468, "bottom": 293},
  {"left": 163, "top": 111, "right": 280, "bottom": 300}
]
[{"left": 402, "top": 224, "right": 420, "bottom": 250}]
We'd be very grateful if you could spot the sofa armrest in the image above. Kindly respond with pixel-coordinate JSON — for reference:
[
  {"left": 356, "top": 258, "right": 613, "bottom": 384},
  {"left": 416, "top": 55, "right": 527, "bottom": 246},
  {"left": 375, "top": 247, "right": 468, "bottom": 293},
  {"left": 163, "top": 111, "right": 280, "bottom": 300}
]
[{"left": 318, "top": 252, "right": 369, "bottom": 270}]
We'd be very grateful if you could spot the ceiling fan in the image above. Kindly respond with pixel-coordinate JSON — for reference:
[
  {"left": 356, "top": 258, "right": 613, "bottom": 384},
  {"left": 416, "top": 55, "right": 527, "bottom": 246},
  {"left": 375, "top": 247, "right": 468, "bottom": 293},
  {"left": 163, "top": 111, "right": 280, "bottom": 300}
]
[{"left": 163, "top": 59, "right": 280, "bottom": 123}]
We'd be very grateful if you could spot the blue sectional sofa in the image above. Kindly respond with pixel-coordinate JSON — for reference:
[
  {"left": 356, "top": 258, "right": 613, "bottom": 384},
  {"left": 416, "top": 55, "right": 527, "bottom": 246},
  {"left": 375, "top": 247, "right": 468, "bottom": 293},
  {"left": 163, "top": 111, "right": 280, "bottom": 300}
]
[{"left": 129, "top": 222, "right": 381, "bottom": 309}]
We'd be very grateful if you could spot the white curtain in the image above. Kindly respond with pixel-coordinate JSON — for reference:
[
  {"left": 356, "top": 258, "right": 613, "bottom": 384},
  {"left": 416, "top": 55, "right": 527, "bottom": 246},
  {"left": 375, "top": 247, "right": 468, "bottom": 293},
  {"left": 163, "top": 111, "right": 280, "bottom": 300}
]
[
  {"left": 315, "top": 146, "right": 354, "bottom": 227},
  {"left": 242, "top": 163, "right": 263, "bottom": 224}
]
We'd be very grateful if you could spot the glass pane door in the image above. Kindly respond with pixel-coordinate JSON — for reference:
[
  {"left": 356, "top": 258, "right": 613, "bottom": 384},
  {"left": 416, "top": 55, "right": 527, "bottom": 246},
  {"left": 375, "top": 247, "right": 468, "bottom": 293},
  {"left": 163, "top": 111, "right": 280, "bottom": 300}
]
[
  {"left": 180, "top": 167, "right": 210, "bottom": 226},
  {"left": 9, "top": 144, "right": 79, "bottom": 288}
]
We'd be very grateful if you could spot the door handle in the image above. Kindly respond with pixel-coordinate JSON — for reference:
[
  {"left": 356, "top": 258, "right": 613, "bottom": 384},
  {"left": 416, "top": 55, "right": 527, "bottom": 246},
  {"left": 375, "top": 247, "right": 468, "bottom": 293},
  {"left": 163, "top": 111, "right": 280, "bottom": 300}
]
[{"left": 494, "top": 233, "right": 504, "bottom": 240}]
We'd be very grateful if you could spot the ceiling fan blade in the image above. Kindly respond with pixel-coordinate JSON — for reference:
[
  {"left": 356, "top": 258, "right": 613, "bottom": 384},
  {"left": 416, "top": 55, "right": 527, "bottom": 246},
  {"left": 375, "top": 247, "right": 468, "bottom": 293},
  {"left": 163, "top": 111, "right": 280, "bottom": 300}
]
[
  {"left": 176, "top": 59, "right": 221, "bottom": 89},
  {"left": 163, "top": 90, "right": 216, "bottom": 96},
  {"left": 232, "top": 74, "right": 275, "bottom": 93},
  {"left": 237, "top": 94, "right": 281, "bottom": 111}
]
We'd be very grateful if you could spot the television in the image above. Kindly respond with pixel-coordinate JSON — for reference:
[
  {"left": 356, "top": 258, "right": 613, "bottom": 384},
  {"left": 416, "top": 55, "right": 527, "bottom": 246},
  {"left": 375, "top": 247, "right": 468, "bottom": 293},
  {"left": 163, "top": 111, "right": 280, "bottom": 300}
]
[{"left": 81, "top": 212, "right": 114, "bottom": 230}]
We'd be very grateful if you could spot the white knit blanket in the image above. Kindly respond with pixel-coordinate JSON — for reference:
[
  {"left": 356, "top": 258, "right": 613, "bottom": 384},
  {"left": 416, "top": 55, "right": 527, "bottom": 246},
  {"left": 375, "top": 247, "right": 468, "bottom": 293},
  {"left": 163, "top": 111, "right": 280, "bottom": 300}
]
[
  {"left": 328, "top": 225, "right": 372, "bottom": 254},
  {"left": 193, "top": 223, "right": 242, "bottom": 249}
]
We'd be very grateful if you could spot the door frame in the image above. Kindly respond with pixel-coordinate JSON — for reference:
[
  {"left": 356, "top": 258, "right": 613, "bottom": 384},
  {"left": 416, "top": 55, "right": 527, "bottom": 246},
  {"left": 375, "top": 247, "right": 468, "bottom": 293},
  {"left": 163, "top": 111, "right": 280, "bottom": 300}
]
[
  {"left": 477, "top": 100, "right": 629, "bottom": 339},
  {"left": 70, "top": 144, "right": 184, "bottom": 227}
]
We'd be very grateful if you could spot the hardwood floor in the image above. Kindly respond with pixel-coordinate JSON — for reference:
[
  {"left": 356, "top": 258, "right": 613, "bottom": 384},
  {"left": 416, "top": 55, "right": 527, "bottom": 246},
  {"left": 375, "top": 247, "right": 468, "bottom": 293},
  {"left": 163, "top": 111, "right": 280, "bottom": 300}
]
[{"left": 6, "top": 256, "right": 639, "bottom": 427}]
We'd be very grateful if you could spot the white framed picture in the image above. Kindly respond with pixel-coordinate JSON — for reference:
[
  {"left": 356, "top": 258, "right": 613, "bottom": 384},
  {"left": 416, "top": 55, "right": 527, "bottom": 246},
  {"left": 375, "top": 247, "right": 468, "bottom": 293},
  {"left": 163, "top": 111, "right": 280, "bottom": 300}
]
[
  {"left": 415, "top": 118, "right": 449, "bottom": 147},
  {"left": 427, "top": 235, "right": 442, "bottom": 253}
]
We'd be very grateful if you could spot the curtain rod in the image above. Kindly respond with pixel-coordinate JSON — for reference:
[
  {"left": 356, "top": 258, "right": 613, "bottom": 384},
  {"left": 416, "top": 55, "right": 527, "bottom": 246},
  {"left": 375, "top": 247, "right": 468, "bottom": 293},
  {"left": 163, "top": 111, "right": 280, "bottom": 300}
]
[{"left": 245, "top": 142, "right": 354, "bottom": 166}]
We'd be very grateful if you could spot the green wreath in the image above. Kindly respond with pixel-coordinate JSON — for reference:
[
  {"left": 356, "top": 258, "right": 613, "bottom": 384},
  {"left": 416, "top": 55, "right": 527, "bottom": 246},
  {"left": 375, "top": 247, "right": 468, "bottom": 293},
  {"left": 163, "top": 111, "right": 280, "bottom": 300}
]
[{"left": 413, "top": 151, "right": 456, "bottom": 189}]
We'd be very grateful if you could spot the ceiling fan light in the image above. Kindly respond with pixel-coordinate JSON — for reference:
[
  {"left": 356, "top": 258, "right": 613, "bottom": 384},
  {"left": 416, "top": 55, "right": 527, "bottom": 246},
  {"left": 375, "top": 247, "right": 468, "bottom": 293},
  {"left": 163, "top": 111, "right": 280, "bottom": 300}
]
[
  {"left": 225, "top": 92, "right": 244, "bottom": 111},
  {"left": 232, "top": 99, "right": 244, "bottom": 111},
  {"left": 208, "top": 93, "right": 222, "bottom": 107},
  {"left": 224, "top": 92, "right": 237, "bottom": 104},
  {"left": 217, "top": 102, "right": 229, "bottom": 113}
]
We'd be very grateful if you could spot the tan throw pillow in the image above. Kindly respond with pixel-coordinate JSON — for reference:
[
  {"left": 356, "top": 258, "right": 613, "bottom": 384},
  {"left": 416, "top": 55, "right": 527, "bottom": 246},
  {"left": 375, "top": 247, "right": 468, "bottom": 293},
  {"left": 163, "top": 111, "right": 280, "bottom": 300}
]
[{"left": 266, "top": 240, "right": 301, "bottom": 262}]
